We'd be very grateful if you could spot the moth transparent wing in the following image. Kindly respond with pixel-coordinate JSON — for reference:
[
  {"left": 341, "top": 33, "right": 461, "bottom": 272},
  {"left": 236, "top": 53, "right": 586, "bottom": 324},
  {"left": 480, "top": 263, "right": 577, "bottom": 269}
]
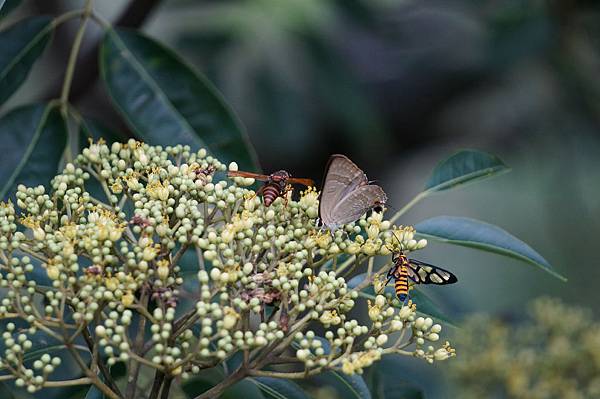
[
  {"left": 319, "top": 154, "right": 368, "bottom": 228},
  {"left": 405, "top": 266, "right": 426, "bottom": 284},
  {"left": 407, "top": 260, "right": 458, "bottom": 285},
  {"left": 329, "top": 184, "right": 387, "bottom": 226}
]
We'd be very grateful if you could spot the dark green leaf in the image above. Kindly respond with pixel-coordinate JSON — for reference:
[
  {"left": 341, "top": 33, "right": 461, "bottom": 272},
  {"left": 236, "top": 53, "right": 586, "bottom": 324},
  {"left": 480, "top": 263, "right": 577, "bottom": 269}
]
[
  {"left": 294, "top": 337, "right": 369, "bottom": 398},
  {"left": 183, "top": 376, "right": 264, "bottom": 399},
  {"left": 320, "top": 371, "right": 371, "bottom": 399},
  {"left": 0, "top": 0, "right": 22, "bottom": 19},
  {"left": 83, "top": 362, "right": 126, "bottom": 399},
  {"left": 80, "top": 118, "right": 125, "bottom": 147},
  {"left": 367, "top": 359, "right": 424, "bottom": 399},
  {"left": 415, "top": 216, "right": 566, "bottom": 281},
  {"left": 100, "top": 28, "right": 260, "bottom": 171},
  {"left": 0, "top": 104, "right": 67, "bottom": 199},
  {"left": 0, "top": 382, "right": 17, "bottom": 399},
  {"left": 0, "top": 16, "right": 53, "bottom": 104},
  {"left": 181, "top": 368, "right": 223, "bottom": 399},
  {"left": 424, "top": 149, "right": 510, "bottom": 192},
  {"left": 250, "top": 377, "right": 309, "bottom": 399},
  {"left": 84, "top": 385, "right": 102, "bottom": 399},
  {"left": 410, "top": 289, "right": 457, "bottom": 327},
  {"left": 223, "top": 379, "right": 265, "bottom": 399}
]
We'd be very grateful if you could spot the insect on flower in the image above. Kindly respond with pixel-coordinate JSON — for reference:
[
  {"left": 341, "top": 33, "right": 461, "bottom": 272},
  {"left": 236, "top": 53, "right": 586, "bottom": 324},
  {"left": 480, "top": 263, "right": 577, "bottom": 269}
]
[
  {"left": 227, "top": 170, "right": 314, "bottom": 207},
  {"left": 318, "top": 154, "right": 387, "bottom": 232},
  {"left": 383, "top": 234, "right": 457, "bottom": 301},
  {"left": 195, "top": 165, "right": 217, "bottom": 184},
  {"left": 384, "top": 251, "right": 458, "bottom": 302}
]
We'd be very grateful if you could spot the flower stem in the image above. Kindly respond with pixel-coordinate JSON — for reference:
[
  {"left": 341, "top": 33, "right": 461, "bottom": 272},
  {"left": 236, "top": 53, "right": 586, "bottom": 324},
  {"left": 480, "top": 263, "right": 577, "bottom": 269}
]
[
  {"left": 60, "top": 0, "right": 94, "bottom": 110},
  {"left": 388, "top": 191, "right": 428, "bottom": 224}
]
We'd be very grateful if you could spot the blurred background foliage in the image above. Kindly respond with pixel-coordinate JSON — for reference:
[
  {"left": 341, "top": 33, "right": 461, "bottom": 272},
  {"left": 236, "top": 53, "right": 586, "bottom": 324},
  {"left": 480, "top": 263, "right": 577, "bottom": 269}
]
[{"left": 1, "top": 0, "right": 599, "bottom": 397}]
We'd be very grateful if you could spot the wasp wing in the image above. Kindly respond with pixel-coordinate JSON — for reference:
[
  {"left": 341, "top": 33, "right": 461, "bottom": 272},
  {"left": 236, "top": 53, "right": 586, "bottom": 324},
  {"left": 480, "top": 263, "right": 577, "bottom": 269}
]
[
  {"left": 227, "top": 170, "right": 270, "bottom": 181},
  {"left": 407, "top": 260, "right": 458, "bottom": 285},
  {"left": 287, "top": 177, "right": 315, "bottom": 187}
]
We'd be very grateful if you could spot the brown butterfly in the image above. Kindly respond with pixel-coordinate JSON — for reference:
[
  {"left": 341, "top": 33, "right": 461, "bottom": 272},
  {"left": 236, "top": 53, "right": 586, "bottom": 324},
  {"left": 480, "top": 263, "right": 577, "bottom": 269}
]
[{"left": 318, "top": 154, "right": 387, "bottom": 232}]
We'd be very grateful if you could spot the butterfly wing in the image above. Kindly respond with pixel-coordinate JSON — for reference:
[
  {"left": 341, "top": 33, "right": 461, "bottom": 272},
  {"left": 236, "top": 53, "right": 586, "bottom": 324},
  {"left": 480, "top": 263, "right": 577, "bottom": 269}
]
[
  {"left": 329, "top": 184, "right": 387, "bottom": 227},
  {"left": 319, "top": 154, "right": 369, "bottom": 229},
  {"left": 407, "top": 260, "right": 458, "bottom": 285}
]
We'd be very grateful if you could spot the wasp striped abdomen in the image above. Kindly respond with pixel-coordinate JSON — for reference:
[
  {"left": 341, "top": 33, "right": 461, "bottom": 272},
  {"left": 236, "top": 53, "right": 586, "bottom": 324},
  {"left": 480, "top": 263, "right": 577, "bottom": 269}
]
[
  {"left": 394, "top": 264, "right": 410, "bottom": 302},
  {"left": 262, "top": 183, "right": 282, "bottom": 207}
]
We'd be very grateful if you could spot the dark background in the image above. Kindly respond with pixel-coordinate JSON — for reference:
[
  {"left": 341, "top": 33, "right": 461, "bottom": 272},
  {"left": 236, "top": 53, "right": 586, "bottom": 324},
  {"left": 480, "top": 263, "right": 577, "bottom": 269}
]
[{"left": 2, "top": 0, "right": 599, "bottom": 396}]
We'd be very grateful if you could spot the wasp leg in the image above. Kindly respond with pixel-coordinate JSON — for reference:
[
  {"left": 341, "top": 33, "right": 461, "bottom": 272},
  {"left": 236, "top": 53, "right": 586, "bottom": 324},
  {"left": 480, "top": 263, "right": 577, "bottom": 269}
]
[
  {"left": 377, "top": 275, "right": 394, "bottom": 295},
  {"left": 282, "top": 184, "right": 293, "bottom": 207}
]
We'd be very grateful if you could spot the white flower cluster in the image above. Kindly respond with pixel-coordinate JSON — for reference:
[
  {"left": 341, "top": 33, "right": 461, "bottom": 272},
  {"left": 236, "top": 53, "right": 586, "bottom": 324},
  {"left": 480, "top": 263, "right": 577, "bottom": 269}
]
[{"left": 0, "top": 141, "right": 454, "bottom": 394}]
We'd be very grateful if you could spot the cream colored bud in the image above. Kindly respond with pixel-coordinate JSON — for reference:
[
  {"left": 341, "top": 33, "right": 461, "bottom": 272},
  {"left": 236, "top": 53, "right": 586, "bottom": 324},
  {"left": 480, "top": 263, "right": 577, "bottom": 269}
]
[
  {"left": 223, "top": 307, "right": 239, "bottom": 330},
  {"left": 228, "top": 162, "right": 238, "bottom": 172},
  {"left": 33, "top": 227, "right": 45, "bottom": 241},
  {"left": 434, "top": 348, "right": 450, "bottom": 361},
  {"left": 376, "top": 334, "right": 388, "bottom": 346},
  {"left": 428, "top": 333, "right": 439, "bottom": 342},
  {"left": 367, "top": 225, "right": 380, "bottom": 240},
  {"left": 210, "top": 268, "right": 221, "bottom": 281},
  {"left": 157, "top": 265, "right": 170, "bottom": 281},
  {"left": 399, "top": 306, "right": 413, "bottom": 320},
  {"left": 95, "top": 326, "right": 107, "bottom": 337},
  {"left": 390, "top": 320, "right": 403, "bottom": 331},
  {"left": 296, "top": 349, "right": 309, "bottom": 361},
  {"left": 346, "top": 243, "right": 361, "bottom": 255},
  {"left": 46, "top": 265, "right": 60, "bottom": 280},
  {"left": 221, "top": 229, "right": 235, "bottom": 243},
  {"left": 122, "top": 292, "right": 135, "bottom": 307},
  {"left": 143, "top": 246, "right": 157, "bottom": 261},
  {"left": 198, "top": 270, "right": 209, "bottom": 283},
  {"left": 243, "top": 263, "right": 254, "bottom": 275}
]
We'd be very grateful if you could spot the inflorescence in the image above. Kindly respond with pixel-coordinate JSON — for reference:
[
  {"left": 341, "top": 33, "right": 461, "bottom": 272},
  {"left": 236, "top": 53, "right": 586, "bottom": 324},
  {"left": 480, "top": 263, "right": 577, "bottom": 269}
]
[{"left": 0, "top": 141, "right": 454, "bottom": 394}]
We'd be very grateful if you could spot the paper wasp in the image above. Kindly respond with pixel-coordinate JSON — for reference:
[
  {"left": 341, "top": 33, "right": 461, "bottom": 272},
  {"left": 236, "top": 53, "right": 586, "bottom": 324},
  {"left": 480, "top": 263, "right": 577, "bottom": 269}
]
[{"left": 227, "top": 170, "right": 314, "bottom": 207}]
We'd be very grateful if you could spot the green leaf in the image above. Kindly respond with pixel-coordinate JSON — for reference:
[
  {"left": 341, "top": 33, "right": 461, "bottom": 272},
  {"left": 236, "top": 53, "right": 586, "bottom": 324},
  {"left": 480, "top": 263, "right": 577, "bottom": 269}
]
[
  {"left": 84, "top": 362, "right": 126, "bottom": 399},
  {"left": 321, "top": 371, "right": 371, "bottom": 399},
  {"left": 80, "top": 118, "right": 124, "bottom": 146},
  {"left": 0, "top": 16, "right": 53, "bottom": 104},
  {"left": 292, "top": 338, "right": 369, "bottom": 399},
  {"left": 0, "top": 0, "right": 22, "bottom": 19},
  {"left": 410, "top": 288, "right": 457, "bottom": 328},
  {"left": 415, "top": 216, "right": 566, "bottom": 281},
  {"left": 424, "top": 149, "right": 510, "bottom": 192},
  {"left": 182, "top": 369, "right": 263, "bottom": 399},
  {"left": 367, "top": 359, "right": 424, "bottom": 399},
  {"left": 100, "top": 28, "right": 260, "bottom": 171},
  {"left": 181, "top": 369, "right": 223, "bottom": 398},
  {"left": 0, "top": 104, "right": 67, "bottom": 199},
  {"left": 84, "top": 385, "right": 102, "bottom": 399},
  {"left": 250, "top": 377, "right": 309, "bottom": 399}
]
